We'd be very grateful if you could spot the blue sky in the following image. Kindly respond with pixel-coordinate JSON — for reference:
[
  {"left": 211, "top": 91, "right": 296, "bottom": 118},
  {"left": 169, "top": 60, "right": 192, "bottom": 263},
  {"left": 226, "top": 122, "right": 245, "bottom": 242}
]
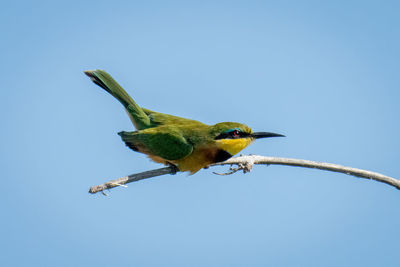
[{"left": 1, "top": 1, "right": 399, "bottom": 266}]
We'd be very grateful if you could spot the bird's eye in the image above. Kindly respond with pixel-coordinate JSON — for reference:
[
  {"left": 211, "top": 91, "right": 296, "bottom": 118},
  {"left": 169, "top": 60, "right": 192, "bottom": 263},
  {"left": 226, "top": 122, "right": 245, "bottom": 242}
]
[
  {"left": 215, "top": 129, "right": 245, "bottom": 140},
  {"left": 232, "top": 130, "right": 240, "bottom": 137}
]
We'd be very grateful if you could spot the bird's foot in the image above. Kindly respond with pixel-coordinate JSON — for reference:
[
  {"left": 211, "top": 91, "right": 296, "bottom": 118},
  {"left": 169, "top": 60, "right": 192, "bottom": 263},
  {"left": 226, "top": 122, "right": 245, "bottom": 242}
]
[{"left": 168, "top": 163, "right": 179, "bottom": 175}]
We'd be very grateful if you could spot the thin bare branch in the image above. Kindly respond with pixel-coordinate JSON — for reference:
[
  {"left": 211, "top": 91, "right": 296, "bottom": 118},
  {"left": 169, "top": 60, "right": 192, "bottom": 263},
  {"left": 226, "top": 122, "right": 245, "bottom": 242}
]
[
  {"left": 88, "top": 155, "right": 399, "bottom": 194},
  {"left": 213, "top": 155, "right": 400, "bottom": 190},
  {"left": 88, "top": 166, "right": 176, "bottom": 194}
]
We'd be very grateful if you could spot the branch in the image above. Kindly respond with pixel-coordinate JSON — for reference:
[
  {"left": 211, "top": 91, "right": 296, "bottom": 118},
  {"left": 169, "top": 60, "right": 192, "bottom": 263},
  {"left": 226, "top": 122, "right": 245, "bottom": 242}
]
[
  {"left": 88, "top": 166, "right": 176, "bottom": 195},
  {"left": 212, "top": 155, "right": 400, "bottom": 189},
  {"left": 88, "top": 155, "right": 400, "bottom": 194}
]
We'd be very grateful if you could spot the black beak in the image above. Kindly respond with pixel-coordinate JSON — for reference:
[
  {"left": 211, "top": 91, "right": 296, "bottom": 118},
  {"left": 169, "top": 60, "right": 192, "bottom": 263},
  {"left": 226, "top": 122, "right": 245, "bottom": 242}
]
[{"left": 251, "top": 132, "right": 285, "bottom": 139}]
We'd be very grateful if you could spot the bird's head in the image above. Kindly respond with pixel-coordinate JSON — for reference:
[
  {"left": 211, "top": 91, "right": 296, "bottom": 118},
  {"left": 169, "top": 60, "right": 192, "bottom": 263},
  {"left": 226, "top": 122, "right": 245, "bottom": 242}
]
[{"left": 210, "top": 122, "right": 284, "bottom": 157}]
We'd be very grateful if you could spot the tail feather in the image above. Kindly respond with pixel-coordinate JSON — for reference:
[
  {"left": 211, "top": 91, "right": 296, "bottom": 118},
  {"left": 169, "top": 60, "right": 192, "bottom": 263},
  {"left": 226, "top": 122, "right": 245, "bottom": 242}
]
[{"left": 84, "top": 69, "right": 150, "bottom": 130}]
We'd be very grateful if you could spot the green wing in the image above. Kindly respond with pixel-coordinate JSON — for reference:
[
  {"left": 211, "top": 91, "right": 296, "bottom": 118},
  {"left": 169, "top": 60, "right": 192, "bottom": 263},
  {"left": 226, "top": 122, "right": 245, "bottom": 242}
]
[{"left": 118, "top": 126, "right": 193, "bottom": 160}]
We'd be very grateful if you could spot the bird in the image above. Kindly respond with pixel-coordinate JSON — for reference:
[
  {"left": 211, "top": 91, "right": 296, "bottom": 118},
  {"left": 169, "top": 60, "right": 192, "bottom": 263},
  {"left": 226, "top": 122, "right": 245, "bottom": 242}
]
[{"left": 84, "top": 69, "right": 284, "bottom": 174}]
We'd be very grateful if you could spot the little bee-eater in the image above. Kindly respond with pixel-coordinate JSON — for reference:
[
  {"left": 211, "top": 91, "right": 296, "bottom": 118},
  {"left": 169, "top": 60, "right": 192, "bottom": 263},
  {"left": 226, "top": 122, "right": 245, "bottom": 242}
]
[{"left": 85, "top": 70, "right": 284, "bottom": 174}]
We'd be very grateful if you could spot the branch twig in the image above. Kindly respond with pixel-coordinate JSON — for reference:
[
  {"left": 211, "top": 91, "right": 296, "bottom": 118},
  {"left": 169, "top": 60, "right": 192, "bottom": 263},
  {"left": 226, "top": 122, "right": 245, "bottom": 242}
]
[
  {"left": 88, "top": 155, "right": 399, "bottom": 194},
  {"left": 88, "top": 166, "right": 176, "bottom": 194}
]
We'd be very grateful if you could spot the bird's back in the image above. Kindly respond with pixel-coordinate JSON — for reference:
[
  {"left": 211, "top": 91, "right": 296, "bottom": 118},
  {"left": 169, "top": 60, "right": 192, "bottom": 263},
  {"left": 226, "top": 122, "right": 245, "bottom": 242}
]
[{"left": 142, "top": 108, "right": 208, "bottom": 128}]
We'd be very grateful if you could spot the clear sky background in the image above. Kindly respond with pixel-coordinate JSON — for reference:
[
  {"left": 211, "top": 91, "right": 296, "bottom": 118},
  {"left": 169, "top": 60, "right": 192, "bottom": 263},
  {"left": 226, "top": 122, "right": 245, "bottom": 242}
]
[{"left": 1, "top": 1, "right": 399, "bottom": 266}]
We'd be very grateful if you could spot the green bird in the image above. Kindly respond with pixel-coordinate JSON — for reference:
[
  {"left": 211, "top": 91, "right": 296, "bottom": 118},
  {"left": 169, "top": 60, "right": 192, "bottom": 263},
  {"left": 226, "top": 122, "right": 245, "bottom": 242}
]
[{"left": 84, "top": 69, "right": 284, "bottom": 174}]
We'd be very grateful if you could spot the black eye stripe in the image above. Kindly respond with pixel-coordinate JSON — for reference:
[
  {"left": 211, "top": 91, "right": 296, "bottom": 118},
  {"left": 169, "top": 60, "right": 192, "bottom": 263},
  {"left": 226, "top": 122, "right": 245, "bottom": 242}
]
[
  {"left": 214, "top": 133, "right": 230, "bottom": 140},
  {"left": 215, "top": 130, "right": 249, "bottom": 140}
]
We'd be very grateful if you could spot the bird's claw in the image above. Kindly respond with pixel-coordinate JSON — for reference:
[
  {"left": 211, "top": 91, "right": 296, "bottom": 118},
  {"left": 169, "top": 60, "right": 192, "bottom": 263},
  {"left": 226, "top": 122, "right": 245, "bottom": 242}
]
[{"left": 168, "top": 164, "right": 179, "bottom": 175}]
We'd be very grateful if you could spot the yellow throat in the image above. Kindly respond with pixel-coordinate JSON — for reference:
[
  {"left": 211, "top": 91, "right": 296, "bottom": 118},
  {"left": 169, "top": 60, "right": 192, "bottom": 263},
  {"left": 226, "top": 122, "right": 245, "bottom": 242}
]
[{"left": 215, "top": 138, "right": 254, "bottom": 156}]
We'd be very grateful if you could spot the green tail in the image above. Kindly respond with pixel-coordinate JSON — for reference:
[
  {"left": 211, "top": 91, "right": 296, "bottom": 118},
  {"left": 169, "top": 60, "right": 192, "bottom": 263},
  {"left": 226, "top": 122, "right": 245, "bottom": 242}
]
[{"left": 84, "top": 69, "right": 150, "bottom": 130}]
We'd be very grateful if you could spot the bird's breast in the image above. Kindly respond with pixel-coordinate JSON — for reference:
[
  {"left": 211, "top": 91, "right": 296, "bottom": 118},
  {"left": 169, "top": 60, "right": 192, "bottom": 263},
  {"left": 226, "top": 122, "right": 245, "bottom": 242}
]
[
  {"left": 171, "top": 144, "right": 230, "bottom": 174},
  {"left": 172, "top": 138, "right": 252, "bottom": 174}
]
